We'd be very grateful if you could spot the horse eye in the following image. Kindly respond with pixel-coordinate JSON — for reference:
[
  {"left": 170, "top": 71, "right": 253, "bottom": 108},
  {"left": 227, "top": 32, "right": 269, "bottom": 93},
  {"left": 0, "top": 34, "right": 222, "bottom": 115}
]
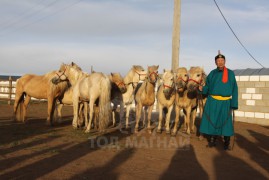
[
  {"left": 197, "top": 74, "right": 201, "bottom": 77},
  {"left": 156, "top": 71, "right": 158, "bottom": 74}
]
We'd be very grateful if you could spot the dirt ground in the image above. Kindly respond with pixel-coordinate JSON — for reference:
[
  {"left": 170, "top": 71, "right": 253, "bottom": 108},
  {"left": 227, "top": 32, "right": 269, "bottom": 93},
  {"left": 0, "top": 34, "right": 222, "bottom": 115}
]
[{"left": 0, "top": 102, "right": 269, "bottom": 180}]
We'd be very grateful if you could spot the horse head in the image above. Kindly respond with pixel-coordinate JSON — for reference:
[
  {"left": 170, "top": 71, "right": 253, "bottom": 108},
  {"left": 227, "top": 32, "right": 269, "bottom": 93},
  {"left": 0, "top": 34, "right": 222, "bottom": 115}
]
[
  {"left": 110, "top": 72, "right": 127, "bottom": 93},
  {"left": 147, "top": 65, "right": 159, "bottom": 84},
  {"left": 175, "top": 67, "right": 188, "bottom": 93},
  {"left": 162, "top": 69, "right": 175, "bottom": 98},
  {"left": 187, "top": 66, "right": 205, "bottom": 92},
  {"left": 132, "top": 65, "right": 147, "bottom": 81},
  {"left": 51, "top": 62, "right": 82, "bottom": 85}
]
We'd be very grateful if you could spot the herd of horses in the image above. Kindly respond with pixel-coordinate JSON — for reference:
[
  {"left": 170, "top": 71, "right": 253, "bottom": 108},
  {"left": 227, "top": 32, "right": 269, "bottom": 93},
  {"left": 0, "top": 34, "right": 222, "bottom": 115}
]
[{"left": 13, "top": 62, "right": 207, "bottom": 136}]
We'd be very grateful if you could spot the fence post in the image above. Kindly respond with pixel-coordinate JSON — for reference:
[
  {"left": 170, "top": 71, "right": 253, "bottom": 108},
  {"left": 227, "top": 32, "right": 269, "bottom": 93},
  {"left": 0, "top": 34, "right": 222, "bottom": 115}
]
[{"left": 8, "top": 76, "right": 12, "bottom": 105}]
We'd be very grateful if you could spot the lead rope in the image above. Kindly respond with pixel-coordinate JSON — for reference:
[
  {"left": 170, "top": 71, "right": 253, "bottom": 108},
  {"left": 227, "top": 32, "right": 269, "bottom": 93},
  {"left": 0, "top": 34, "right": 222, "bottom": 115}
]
[{"left": 198, "top": 93, "right": 236, "bottom": 151}]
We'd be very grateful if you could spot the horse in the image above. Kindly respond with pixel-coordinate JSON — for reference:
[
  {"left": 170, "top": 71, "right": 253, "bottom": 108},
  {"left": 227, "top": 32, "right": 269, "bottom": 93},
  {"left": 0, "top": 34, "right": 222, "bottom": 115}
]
[
  {"left": 134, "top": 65, "right": 159, "bottom": 134},
  {"left": 51, "top": 62, "right": 111, "bottom": 133},
  {"left": 56, "top": 72, "right": 126, "bottom": 129},
  {"left": 156, "top": 69, "right": 176, "bottom": 134},
  {"left": 13, "top": 71, "right": 69, "bottom": 125},
  {"left": 171, "top": 67, "right": 205, "bottom": 136},
  {"left": 109, "top": 73, "right": 127, "bottom": 126},
  {"left": 121, "top": 65, "right": 147, "bottom": 129}
]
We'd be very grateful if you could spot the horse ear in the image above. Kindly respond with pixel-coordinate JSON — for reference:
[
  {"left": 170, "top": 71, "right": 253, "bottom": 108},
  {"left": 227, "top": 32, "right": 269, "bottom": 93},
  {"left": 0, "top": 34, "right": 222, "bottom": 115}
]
[
  {"left": 163, "top": 69, "right": 166, "bottom": 73},
  {"left": 171, "top": 69, "right": 173, "bottom": 73},
  {"left": 111, "top": 73, "right": 114, "bottom": 76},
  {"left": 157, "top": 65, "right": 159, "bottom": 69},
  {"left": 71, "top": 62, "right": 75, "bottom": 66}
]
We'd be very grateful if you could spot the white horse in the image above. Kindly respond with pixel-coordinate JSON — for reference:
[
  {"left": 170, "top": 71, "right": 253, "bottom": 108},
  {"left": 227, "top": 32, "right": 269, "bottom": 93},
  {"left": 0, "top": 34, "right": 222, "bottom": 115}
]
[
  {"left": 156, "top": 69, "right": 176, "bottom": 134},
  {"left": 121, "top": 65, "right": 147, "bottom": 129},
  {"left": 51, "top": 62, "right": 111, "bottom": 133}
]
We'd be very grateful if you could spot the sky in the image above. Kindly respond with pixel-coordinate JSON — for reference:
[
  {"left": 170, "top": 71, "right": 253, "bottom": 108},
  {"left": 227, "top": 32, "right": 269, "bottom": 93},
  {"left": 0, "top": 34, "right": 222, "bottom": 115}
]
[{"left": 0, "top": 0, "right": 268, "bottom": 76}]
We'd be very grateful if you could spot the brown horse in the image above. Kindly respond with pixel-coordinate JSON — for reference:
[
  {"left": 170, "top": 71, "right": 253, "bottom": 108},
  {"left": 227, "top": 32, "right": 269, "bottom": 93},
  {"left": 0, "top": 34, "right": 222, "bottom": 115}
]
[
  {"left": 172, "top": 67, "right": 205, "bottom": 136},
  {"left": 134, "top": 65, "right": 159, "bottom": 133},
  {"left": 13, "top": 71, "right": 69, "bottom": 125},
  {"left": 156, "top": 69, "right": 176, "bottom": 134}
]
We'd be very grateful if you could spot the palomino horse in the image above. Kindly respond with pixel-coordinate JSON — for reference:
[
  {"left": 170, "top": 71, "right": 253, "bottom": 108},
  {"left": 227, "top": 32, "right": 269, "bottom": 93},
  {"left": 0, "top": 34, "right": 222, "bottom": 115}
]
[
  {"left": 13, "top": 71, "right": 69, "bottom": 125},
  {"left": 51, "top": 62, "right": 111, "bottom": 133},
  {"left": 122, "top": 65, "right": 147, "bottom": 129},
  {"left": 172, "top": 67, "right": 205, "bottom": 135},
  {"left": 134, "top": 65, "right": 159, "bottom": 133},
  {"left": 156, "top": 69, "right": 176, "bottom": 134}
]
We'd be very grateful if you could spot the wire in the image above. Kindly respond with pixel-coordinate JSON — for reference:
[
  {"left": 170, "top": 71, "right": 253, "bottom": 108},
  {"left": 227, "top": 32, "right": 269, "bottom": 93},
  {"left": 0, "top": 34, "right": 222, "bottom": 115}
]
[
  {"left": 0, "top": 0, "right": 83, "bottom": 36},
  {"left": 0, "top": 0, "right": 59, "bottom": 34},
  {"left": 213, "top": 0, "right": 265, "bottom": 68}
]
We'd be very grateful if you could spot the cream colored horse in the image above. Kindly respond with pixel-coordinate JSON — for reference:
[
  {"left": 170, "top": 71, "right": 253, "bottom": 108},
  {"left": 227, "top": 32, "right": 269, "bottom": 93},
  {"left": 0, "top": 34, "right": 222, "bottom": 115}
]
[
  {"left": 134, "top": 65, "right": 159, "bottom": 133},
  {"left": 13, "top": 71, "right": 69, "bottom": 125},
  {"left": 56, "top": 72, "right": 126, "bottom": 128},
  {"left": 172, "top": 67, "right": 205, "bottom": 136},
  {"left": 122, "top": 65, "right": 147, "bottom": 129},
  {"left": 156, "top": 69, "right": 176, "bottom": 134},
  {"left": 51, "top": 62, "right": 111, "bottom": 133}
]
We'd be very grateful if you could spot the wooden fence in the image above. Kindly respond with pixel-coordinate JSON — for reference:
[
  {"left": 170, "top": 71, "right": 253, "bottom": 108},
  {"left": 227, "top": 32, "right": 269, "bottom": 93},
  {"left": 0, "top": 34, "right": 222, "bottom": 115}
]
[{"left": 0, "top": 76, "right": 16, "bottom": 105}]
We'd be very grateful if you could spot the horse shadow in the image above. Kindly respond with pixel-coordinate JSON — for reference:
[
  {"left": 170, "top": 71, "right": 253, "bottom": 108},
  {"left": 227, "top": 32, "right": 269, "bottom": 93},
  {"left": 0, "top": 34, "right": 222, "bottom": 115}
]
[
  {"left": 0, "top": 128, "right": 133, "bottom": 179},
  {"left": 213, "top": 135, "right": 268, "bottom": 179},
  {"left": 160, "top": 145, "right": 208, "bottom": 179}
]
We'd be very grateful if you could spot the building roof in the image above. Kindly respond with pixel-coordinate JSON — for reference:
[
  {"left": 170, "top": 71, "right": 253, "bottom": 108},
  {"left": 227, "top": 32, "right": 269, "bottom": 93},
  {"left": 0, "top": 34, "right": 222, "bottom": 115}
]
[{"left": 233, "top": 68, "right": 269, "bottom": 76}]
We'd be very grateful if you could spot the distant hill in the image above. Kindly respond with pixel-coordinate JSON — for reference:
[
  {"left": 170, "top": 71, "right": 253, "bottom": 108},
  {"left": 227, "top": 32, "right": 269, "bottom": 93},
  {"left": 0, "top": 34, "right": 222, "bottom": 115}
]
[{"left": 0, "top": 75, "right": 21, "bottom": 81}]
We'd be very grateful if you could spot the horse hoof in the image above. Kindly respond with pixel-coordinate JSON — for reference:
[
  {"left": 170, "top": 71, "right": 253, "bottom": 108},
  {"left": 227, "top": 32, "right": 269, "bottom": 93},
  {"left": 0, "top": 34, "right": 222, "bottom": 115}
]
[
  {"left": 166, "top": 130, "right": 170, "bottom": 134},
  {"left": 85, "top": 129, "right": 90, "bottom": 133},
  {"left": 156, "top": 129, "right": 162, "bottom": 133},
  {"left": 134, "top": 129, "right": 139, "bottom": 134},
  {"left": 147, "top": 129, "right": 152, "bottom": 134},
  {"left": 171, "top": 132, "right": 177, "bottom": 137}
]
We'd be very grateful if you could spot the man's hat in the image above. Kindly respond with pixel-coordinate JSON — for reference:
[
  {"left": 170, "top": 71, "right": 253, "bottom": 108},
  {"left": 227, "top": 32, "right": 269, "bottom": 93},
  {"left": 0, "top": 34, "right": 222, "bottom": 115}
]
[{"left": 215, "top": 50, "right": 225, "bottom": 60}]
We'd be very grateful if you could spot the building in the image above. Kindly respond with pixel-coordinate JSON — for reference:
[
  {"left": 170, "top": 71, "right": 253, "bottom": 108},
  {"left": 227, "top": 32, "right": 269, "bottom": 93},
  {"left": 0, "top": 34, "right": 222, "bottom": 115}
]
[{"left": 234, "top": 68, "right": 269, "bottom": 126}]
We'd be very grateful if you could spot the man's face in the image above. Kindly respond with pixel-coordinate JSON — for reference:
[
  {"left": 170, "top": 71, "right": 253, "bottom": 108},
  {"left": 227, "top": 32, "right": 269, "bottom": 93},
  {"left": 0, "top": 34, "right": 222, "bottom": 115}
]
[{"left": 215, "top": 58, "right": 226, "bottom": 69}]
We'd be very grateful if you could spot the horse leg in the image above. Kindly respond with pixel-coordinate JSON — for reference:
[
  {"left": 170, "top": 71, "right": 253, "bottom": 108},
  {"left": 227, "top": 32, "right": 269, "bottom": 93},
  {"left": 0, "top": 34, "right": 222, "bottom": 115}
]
[
  {"left": 72, "top": 98, "right": 79, "bottom": 129},
  {"left": 171, "top": 105, "right": 181, "bottom": 136},
  {"left": 165, "top": 105, "right": 173, "bottom": 134},
  {"left": 85, "top": 101, "right": 94, "bottom": 133},
  {"left": 147, "top": 105, "right": 154, "bottom": 134},
  {"left": 83, "top": 102, "right": 88, "bottom": 129},
  {"left": 190, "top": 108, "right": 197, "bottom": 134},
  {"left": 125, "top": 104, "right": 131, "bottom": 129},
  {"left": 22, "top": 95, "right": 31, "bottom": 123},
  {"left": 157, "top": 104, "right": 164, "bottom": 133},
  {"left": 134, "top": 103, "right": 142, "bottom": 133},
  {"left": 56, "top": 103, "right": 63, "bottom": 123},
  {"left": 185, "top": 107, "right": 191, "bottom": 135},
  {"left": 143, "top": 106, "right": 146, "bottom": 128}
]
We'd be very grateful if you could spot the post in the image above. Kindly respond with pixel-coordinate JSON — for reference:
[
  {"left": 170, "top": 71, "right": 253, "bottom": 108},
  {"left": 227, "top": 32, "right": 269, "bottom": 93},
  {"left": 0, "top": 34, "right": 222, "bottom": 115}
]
[
  {"left": 8, "top": 76, "right": 12, "bottom": 105},
  {"left": 171, "top": 0, "right": 181, "bottom": 72}
]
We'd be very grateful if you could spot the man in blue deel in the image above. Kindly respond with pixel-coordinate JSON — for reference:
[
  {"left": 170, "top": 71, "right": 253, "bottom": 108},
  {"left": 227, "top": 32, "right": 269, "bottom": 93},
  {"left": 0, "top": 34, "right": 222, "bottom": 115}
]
[{"left": 199, "top": 51, "right": 238, "bottom": 150}]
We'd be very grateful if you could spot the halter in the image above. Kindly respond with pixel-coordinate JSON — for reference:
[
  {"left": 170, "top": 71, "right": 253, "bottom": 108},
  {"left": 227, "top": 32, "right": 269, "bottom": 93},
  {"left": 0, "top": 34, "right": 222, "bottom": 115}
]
[
  {"left": 55, "top": 66, "right": 67, "bottom": 80},
  {"left": 134, "top": 70, "right": 147, "bottom": 81},
  {"left": 148, "top": 71, "right": 159, "bottom": 83},
  {"left": 115, "top": 81, "right": 126, "bottom": 88},
  {"left": 188, "top": 72, "right": 206, "bottom": 86}
]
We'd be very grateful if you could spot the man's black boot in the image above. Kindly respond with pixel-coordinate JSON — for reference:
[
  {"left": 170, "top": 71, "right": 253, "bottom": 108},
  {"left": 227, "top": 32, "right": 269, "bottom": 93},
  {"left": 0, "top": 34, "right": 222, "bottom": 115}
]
[
  {"left": 208, "top": 135, "right": 217, "bottom": 147},
  {"left": 224, "top": 136, "right": 231, "bottom": 150}
]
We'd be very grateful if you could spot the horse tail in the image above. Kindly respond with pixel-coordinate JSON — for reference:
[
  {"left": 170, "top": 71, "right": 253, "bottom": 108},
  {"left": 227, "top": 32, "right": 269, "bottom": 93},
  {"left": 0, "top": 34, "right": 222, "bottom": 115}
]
[
  {"left": 14, "top": 92, "right": 25, "bottom": 122},
  {"left": 98, "top": 75, "right": 111, "bottom": 131}
]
